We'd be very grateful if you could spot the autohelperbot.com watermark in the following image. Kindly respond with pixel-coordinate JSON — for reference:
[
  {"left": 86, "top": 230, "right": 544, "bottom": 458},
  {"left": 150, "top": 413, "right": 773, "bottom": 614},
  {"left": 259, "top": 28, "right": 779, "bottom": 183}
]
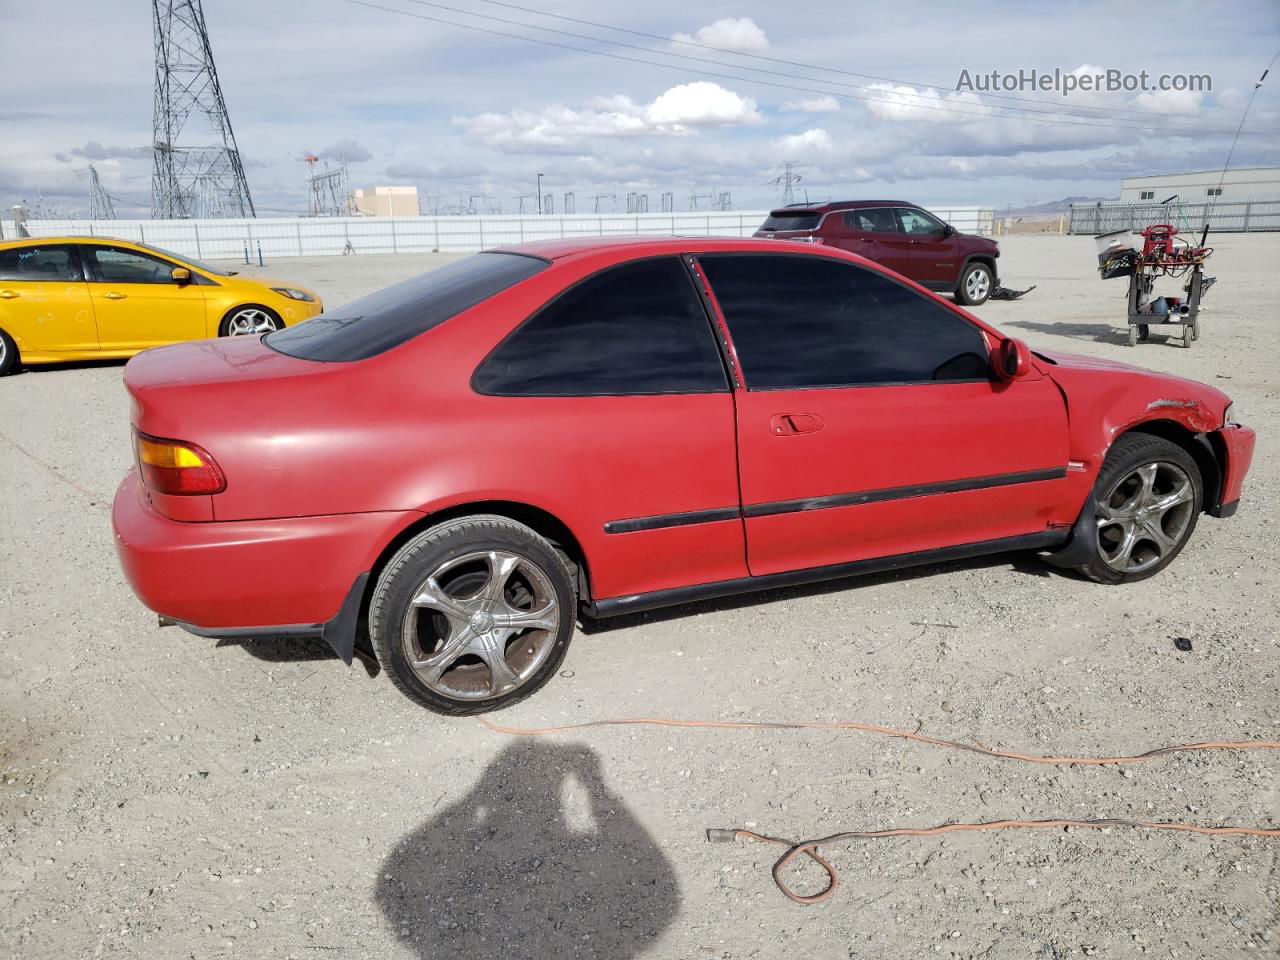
[{"left": 956, "top": 68, "right": 1211, "bottom": 96}]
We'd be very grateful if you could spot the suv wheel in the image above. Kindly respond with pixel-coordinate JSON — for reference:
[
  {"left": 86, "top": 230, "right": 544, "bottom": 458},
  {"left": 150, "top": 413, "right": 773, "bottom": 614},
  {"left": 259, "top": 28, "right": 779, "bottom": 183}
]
[
  {"left": 1078, "top": 434, "right": 1201, "bottom": 584},
  {"left": 369, "top": 515, "right": 577, "bottom": 715},
  {"left": 956, "top": 262, "right": 993, "bottom": 306}
]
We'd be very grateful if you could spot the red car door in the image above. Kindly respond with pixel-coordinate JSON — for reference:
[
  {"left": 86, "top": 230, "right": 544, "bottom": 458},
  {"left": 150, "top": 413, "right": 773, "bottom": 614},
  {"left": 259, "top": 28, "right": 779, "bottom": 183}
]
[
  {"left": 897, "top": 207, "right": 961, "bottom": 288},
  {"left": 696, "top": 251, "right": 1070, "bottom": 577}
]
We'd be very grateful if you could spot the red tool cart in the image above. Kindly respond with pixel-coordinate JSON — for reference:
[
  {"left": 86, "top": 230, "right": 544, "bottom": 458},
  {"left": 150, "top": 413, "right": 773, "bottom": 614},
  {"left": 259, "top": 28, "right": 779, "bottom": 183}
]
[{"left": 1096, "top": 224, "right": 1215, "bottom": 348}]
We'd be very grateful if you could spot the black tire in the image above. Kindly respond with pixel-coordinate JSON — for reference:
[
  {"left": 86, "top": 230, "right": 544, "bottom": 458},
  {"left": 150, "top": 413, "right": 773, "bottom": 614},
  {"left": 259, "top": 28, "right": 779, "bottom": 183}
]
[
  {"left": 1078, "top": 434, "right": 1202, "bottom": 585},
  {"left": 369, "top": 515, "right": 577, "bottom": 716},
  {"left": 955, "top": 262, "right": 993, "bottom": 306},
  {"left": 0, "top": 328, "right": 18, "bottom": 376},
  {"left": 218, "top": 304, "right": 283, "bottom": 337}
]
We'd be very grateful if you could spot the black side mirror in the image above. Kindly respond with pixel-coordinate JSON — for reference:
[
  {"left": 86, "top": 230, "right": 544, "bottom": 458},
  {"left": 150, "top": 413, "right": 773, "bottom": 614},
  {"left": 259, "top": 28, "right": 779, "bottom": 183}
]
[{"left": 940, "top": 223, "right": 955, "bottom": 238}]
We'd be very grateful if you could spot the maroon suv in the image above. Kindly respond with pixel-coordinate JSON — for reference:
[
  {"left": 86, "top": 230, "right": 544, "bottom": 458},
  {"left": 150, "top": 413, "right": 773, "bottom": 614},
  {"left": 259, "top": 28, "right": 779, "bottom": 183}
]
[{"left": 755, "top": 201, "right": 1000, "bottom": 305}]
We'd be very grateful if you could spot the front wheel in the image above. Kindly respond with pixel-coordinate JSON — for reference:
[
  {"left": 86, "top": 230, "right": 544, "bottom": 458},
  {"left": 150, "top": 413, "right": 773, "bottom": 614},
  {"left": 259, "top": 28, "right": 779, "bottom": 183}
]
[
  {"left": 369, "top": 515, "right": 577, "bottom": 715},
  {"left": 955, "top": 262, "right": 993, "bottom": 306},
  {"left": 1078, "top": 434, "right": 1202, "bottom": 584},
  {"left": 220, "top": 305, "right": 282, "bottom": 337}
]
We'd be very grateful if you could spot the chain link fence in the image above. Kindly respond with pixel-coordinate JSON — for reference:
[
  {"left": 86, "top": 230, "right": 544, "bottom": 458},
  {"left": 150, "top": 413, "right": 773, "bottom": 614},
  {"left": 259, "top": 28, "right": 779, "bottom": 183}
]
[
  {"left": 1068, "top": 199, "right": 1280, "bottom": 235},
  {"left": 3, "top": 208, "right": 996, "bottom": 260}
]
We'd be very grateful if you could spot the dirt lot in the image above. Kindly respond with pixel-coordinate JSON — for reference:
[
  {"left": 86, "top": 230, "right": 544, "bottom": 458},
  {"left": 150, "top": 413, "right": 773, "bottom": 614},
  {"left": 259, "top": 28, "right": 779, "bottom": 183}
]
[{"left": 1, "top": 234, "right": 1276, "bottom": 959}]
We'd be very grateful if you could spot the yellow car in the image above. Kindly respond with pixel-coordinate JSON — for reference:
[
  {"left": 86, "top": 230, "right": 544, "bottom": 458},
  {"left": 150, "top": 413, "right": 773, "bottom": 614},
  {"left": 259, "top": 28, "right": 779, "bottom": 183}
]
[{"left": 0, "top": 236, "right": 323, "bottom": 374}]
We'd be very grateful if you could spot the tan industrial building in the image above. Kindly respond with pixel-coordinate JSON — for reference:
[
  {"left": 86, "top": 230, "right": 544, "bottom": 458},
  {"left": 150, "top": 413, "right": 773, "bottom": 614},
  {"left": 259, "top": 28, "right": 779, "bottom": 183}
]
[{"left": 351, "top": 185, "right": 420, "bottom": 217}]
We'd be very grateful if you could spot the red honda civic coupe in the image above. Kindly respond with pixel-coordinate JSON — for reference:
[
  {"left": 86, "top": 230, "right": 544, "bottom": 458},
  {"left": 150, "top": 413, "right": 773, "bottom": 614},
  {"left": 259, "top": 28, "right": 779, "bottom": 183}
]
[{"left": 113, "top": 237, "right": 1255, "bottom": 715}]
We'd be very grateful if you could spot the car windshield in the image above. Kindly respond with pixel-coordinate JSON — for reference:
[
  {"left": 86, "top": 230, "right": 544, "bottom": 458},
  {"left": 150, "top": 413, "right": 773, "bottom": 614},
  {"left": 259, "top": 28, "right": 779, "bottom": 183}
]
[
  {"left": 138, "top": 242, "right": 234, "bottom": 276},
  {"left": 758, "top": 212, "right": 822, "bottom": 232},
  {"left": 265, "top": 251, "right": 550, "bottom": 362}
]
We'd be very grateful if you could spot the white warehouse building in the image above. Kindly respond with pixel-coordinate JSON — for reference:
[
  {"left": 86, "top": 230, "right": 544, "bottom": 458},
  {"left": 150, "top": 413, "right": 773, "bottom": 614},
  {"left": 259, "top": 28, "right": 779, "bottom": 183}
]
[{"left": 1119, "top": 167, "right": 1280, "bottom": 203}]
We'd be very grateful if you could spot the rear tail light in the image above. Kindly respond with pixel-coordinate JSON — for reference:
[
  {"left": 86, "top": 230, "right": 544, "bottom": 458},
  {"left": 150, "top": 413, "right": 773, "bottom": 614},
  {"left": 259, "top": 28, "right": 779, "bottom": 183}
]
[{"left": 135, "top": 432, "right": 226, "bottom": 495}]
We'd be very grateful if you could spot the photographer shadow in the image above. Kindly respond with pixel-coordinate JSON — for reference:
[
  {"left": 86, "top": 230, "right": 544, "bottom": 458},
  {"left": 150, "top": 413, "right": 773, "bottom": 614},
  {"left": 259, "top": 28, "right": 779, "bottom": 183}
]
[{"left": 376, "top": 739, "right": 680, "bottom": 959}]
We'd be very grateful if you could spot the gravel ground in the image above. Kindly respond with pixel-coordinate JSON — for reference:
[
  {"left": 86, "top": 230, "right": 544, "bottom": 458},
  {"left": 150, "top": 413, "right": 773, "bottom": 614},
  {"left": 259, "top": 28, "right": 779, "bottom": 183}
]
[{"left": 1, "top": 234, "right": 1276, "bottom": 960}]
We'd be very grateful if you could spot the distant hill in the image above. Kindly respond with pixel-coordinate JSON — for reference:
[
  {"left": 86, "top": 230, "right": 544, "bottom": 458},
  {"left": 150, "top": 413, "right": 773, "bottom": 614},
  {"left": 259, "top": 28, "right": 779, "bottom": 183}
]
[{"left": 1005, "top": 196, "right": 1113, "bottom": 216}]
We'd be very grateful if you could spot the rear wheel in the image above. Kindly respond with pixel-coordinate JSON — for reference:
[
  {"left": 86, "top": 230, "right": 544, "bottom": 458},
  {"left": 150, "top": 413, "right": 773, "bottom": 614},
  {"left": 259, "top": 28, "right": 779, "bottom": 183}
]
[
  {"left": 1078, "top": 434, "right": 1201, "bottom": 584},
  {"left": 220, "top": 305, "right": 282, "bottom": 337},
  {"left": 955, "top": 262, "right": 993, "bottom": 306},
  {"left": 369, "top": 515, "right": 576, "bottom": 715},
  {"left": 0, "top": 328, "right": 17, "bottom": 376}
]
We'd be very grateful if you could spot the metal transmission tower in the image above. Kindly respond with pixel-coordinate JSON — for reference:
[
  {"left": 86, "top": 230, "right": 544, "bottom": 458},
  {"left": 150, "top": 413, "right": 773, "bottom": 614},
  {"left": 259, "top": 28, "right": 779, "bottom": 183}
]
[
  {"left": 84, "top": 165, "right": 118, "bottom": 219},
  {"left": 151, "top": 0, "right": 255, "bottom": 219},
  {"left": 562, "top": 192, "right": 575, "bottom": 214},
  {"left": 304, "top": 155, "right": 350, "bottom": 217},
  {"left": 770, "top": 162, "right": 802, "bottom": 205}
]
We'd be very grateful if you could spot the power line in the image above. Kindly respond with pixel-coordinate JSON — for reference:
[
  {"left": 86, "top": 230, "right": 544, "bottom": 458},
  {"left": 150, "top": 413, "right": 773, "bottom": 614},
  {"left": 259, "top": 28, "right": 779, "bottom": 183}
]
[
  {"left": 344, "top": 0, "right": 1259, "bottom": 136},
  {"left": 470, "top": 0, "right": 1239, "bottom": 125}
]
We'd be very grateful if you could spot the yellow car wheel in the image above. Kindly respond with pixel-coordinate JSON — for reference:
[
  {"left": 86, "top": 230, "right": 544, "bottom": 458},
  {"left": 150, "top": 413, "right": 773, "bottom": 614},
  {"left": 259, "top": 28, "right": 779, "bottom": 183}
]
[{"left": 220, "top": 305, "right": 283, "bottom": 337}]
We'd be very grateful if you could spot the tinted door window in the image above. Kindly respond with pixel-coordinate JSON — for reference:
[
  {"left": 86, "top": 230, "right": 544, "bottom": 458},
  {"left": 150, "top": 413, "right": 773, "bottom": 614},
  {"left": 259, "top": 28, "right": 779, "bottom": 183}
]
[
  {"left": 474, "top": 257, "right": 726, "bottom": 396},
  {"left": 845, "top": 208, "right": 898, "bottom": 233},
  {"left": 0, "top": 245, "right": 81, "bottom": 281},
  {"left": 896, "top": 208, "right": 945, "bottom": 235},
  {"left": 84, "top": 247, "right": 182, "bottom": 284},
  {"left": 699, "top": 254, "right": 991, "bottom": 389}
]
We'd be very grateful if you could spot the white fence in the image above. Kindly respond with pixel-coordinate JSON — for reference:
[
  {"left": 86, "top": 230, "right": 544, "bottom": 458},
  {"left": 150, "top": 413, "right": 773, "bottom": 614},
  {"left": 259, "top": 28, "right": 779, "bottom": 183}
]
[{"left": 3, "top": 208, "right": 996, "bottom": 261}]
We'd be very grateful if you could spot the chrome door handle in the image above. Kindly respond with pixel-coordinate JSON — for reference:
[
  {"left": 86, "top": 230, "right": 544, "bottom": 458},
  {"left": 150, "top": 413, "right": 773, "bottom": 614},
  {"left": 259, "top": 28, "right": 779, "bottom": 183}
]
[
  {"left": 104, "top": 291, "right": 127, "bottom": 300},
  {"left": 0, "top": 290, "right": 18, "bottom": 299}
]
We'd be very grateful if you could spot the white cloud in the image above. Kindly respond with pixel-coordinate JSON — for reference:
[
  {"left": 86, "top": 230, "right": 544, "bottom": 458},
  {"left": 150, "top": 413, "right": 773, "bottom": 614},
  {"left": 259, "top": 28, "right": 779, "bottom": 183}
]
[
  {"left": 455, "top": 82, "right": 760, "bottom": 152},
  {"left": 863, "top": 83, "right": 992, "bottom": 123},
  {"left": 1131, "top": 88, "right": 1204, "bottom": 115},
  {"left": 774, "top": 128, "right": 834, "bottom": 152},
  {"left": 782, "top": 95, "right": 841, "bottom": 113},
  {"left": 645, "top": 82, "right": 761, "bottom": 128},
  {"left": 671, "top": 17, "right": 769, "bottom": 52}
]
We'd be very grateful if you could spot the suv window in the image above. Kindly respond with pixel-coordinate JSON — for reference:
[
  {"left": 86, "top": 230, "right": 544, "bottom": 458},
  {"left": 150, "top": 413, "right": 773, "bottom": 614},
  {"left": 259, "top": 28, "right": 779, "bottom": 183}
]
[
  {"left": 473, "top": 257, "right": 727, "bottom": 396},
  {"left": 844, "top": 208, "right": 898, "bottom": 233},
  {"left": 0, "top": 245, "right": 81, "bottom": 282},
  {"left": 759, "top": 211, "right": 821, "bottom": 232},
  {"left": 267, "top": 252, "right": 547, "bottom": 362},
  {"left": 896, "top": 208, "right": 945, "bottom": 235},
  {"left": 698, "top": 254, "right": 991, "bottom": 389}
]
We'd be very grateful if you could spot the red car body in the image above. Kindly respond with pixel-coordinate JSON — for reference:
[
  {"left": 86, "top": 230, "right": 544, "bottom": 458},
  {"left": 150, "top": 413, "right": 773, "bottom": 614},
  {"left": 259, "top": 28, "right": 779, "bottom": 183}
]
[{"left": 113, "top": 236, "right": 1254, "bottom": 667}]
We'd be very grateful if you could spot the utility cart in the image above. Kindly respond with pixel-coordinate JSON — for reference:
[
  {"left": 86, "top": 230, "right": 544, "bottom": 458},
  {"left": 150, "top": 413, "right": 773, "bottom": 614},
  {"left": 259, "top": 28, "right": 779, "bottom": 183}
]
[{"left": 1096, "top": 224, "right": 1215, "bottom": 348}]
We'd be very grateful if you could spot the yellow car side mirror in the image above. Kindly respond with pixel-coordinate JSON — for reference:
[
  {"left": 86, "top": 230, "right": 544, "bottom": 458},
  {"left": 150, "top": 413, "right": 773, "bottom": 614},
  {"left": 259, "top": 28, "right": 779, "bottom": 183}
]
[{"left": 170, "top": 266, "right": 192, "bottom": 284}]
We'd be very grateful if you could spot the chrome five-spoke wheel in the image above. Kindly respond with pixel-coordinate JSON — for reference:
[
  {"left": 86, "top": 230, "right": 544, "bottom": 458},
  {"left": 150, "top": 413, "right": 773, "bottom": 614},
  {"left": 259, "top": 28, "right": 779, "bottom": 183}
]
[
  {"left": 370, "top": 515, "right": 577, "bottom": 715},
  {"left": 1076, "top": 434, "right": 1202, "bottom": 584},
  {"left": 224, "top": 307, "right": 281, "bottom": 336},
  {"left": 1096, "top": 461, "right": 1195, "bottom": 574},
  {"left": 402, "top": 550, "right": 560, "bottom": 701}
]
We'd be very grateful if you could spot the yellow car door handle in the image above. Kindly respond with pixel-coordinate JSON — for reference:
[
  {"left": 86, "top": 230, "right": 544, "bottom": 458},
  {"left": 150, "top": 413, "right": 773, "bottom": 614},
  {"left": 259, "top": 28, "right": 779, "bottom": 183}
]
[
  {"left": 0, "top": 290, "right": 18, "bottom": 299},
  {"left": 104, "top": 291, "right": 128, "bottom": 300}
]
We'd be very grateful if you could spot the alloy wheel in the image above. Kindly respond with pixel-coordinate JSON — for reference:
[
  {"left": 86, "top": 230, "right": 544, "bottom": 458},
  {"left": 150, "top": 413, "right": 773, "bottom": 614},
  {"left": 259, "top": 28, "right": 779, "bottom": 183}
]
[
  {"left": 966, "top": 268, "right": 990, "bottom": 302},
  {"left": 1096, "top": 461, "right": 1195, "bottom": 574},
  {"left": 226, "top": 308, "right": 280, "bottom": 335},
  {"left": 401, "top": 549, "right": 561, "bottom": 701}
]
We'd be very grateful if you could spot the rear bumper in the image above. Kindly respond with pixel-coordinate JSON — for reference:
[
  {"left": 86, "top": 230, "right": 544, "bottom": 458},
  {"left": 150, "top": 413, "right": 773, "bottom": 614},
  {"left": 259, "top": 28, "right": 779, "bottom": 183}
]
[
  {"left": 1210, "top": 423, "right": 1255, "bottom": 516},
  {"left": 112, "top": 471, "right": 419, "bottom": 655}
]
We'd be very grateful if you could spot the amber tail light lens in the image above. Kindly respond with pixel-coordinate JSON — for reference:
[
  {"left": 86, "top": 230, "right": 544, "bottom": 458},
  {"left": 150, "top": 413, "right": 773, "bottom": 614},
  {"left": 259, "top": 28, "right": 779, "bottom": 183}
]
[{"left": 135, "top": 432, "right": 226, "bottom": 496}]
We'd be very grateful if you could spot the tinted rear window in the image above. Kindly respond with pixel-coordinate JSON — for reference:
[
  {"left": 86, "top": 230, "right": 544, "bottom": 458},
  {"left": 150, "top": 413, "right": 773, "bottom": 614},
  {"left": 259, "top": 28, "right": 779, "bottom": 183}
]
[
  {"left": 265, "top": 252, "right": 548, "bottom": 361},
  {"left": 758, "top": 212, "right": 821, "bottom": 232}
]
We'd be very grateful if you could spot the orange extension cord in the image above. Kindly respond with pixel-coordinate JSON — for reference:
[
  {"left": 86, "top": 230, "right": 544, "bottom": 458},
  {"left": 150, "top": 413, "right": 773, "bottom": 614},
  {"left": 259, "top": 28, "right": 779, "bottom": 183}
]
[{"left": 480, "top": 716, "right": 1280, "bottom": 904}]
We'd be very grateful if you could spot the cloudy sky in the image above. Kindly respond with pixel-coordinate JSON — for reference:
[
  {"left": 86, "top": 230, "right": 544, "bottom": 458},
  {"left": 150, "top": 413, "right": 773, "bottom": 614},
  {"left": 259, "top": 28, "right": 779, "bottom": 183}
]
[{"left": 2, "top": 0, "right": 1277, "bottom": 218}]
